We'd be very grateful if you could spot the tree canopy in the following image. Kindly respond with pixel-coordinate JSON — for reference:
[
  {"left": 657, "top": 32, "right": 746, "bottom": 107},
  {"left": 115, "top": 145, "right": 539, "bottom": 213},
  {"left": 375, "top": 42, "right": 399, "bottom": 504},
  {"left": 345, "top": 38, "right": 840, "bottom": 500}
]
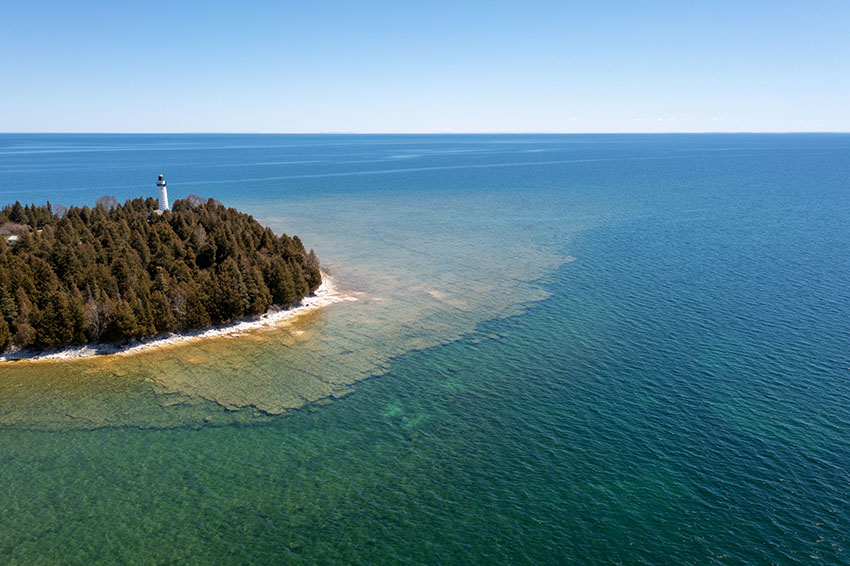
[{"left": 0, "top": 196, "right": 321, "bottom": 352}]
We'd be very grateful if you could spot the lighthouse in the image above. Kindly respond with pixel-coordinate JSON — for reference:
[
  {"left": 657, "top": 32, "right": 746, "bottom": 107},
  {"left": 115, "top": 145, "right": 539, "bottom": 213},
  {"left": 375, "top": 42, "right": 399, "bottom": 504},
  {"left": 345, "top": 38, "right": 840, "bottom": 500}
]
[{"left": 156, "top": 174, "right": 169, "bottom": 213}]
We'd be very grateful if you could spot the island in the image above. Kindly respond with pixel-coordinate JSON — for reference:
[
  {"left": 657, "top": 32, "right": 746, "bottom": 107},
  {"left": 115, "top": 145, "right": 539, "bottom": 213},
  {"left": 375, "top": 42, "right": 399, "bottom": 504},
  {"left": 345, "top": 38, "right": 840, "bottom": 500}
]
[{"left": 0, "top": 195, "right": 322, "bottom": 353}]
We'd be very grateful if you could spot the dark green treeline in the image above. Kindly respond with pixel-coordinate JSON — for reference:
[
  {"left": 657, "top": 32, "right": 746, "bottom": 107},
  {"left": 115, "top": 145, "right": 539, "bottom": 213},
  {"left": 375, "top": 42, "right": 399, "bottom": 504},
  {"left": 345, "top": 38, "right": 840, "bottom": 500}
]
[{"left": 0, "top": 197, "right": 321, "bottom": 351}]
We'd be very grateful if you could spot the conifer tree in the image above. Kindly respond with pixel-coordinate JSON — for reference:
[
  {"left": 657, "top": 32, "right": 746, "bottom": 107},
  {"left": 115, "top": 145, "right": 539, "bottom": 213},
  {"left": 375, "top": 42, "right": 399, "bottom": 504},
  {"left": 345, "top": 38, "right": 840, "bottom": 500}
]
[{"left": 0, "top": 317, "right": 10, "bottom": 350}]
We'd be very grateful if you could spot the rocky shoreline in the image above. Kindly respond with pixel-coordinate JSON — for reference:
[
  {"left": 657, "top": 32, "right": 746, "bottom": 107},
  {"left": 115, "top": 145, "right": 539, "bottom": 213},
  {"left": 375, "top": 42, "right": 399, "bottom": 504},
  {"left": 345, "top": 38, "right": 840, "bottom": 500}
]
[{"left": 0, "top": 273, "right": 352, "bottom": 363}]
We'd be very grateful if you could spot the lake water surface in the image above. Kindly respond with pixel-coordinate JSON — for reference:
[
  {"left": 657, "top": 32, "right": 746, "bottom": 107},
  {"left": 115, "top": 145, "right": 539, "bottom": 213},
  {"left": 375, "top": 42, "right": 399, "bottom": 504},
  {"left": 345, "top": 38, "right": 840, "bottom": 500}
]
[{"left": 1, "top": 134, "right": 848, "bottom": 564}]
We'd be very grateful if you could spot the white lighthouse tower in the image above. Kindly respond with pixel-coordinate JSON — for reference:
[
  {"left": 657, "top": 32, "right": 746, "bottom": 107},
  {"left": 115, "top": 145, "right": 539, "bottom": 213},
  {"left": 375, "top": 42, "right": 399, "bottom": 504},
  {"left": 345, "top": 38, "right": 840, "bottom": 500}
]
[{"left": 156, "top": 174, "right": 169, "bottom": 213}]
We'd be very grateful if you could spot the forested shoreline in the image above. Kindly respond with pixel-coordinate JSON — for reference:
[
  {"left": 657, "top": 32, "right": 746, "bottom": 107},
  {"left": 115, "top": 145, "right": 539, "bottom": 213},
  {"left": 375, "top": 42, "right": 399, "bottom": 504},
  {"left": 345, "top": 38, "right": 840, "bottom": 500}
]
[{"left": 0, "top": 196, "right": 321, "bottom": 352}]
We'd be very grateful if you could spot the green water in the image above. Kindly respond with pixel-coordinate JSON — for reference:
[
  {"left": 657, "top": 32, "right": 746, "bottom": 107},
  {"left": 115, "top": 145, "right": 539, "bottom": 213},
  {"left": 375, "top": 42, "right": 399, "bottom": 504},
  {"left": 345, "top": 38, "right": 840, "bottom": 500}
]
[{"left": 1, "top": 134, "right": 849, "bottom": 564}]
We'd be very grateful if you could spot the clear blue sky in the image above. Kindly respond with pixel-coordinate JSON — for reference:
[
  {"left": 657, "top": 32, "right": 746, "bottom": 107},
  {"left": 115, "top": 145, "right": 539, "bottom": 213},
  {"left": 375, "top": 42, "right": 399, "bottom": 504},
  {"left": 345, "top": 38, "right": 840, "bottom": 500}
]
[{"left": 2, "top": 1, "right": 848, "bottom": 133}]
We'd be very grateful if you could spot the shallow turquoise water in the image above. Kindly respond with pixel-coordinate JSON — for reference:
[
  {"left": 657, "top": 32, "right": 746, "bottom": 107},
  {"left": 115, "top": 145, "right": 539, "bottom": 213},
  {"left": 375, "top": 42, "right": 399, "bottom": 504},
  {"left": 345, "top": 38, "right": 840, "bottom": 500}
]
[{"left": 1, "top": 134, "right": 849, "bottom": 564}]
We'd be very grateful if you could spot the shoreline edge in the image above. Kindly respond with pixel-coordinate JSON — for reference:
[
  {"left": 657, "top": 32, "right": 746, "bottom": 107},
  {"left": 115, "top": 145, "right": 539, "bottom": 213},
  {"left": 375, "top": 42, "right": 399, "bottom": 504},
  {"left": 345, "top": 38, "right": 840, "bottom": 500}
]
[{"left": 0, "top": 272, "right": 353, "bottom": 363}]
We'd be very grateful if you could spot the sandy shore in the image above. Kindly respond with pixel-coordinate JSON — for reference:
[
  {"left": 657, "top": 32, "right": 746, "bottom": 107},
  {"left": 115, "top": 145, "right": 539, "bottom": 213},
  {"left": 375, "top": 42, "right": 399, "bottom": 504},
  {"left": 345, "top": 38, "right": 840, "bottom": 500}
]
[{"left": 0, "top": 273, "right": 354, "bottom": 363}]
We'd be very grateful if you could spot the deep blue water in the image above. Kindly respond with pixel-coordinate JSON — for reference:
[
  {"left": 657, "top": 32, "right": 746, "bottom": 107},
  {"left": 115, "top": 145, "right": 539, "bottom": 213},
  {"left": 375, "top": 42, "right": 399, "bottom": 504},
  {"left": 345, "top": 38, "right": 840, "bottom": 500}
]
[{"left": 0, "top": 134, "right": 848, "bottom": 564}]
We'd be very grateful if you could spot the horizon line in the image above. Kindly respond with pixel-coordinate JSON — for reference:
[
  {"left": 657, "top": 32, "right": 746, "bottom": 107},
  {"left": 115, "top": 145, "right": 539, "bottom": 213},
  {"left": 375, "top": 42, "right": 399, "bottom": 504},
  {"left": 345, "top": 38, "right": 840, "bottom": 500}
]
[{"left": 1, "top": 131, "right": 849, "bottom": 136}]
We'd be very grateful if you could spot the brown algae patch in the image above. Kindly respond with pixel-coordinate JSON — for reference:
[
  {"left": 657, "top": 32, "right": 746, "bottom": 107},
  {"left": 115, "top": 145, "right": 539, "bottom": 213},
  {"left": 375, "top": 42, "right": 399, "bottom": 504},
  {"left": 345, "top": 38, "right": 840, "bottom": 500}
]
[
  {"left": 107, "top": 306, "right": 351, "bottom": 416},
  {"left": 0, "top": 280, "right": 360, "bottom": 429}
]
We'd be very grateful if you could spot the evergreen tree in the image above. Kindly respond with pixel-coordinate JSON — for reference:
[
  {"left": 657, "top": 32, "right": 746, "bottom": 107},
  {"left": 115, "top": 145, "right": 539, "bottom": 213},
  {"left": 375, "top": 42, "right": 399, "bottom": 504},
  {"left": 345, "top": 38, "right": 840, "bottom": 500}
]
[
  {"left": 9, "top": 202, "right": 26, "bottom": 224},
  {"left": 33, "top": 292, "right": 85, "bottom": 348},
  {"left": 0, "top": 317, "right": 10, "bottom": 350},
  {"left": 243, "top": 265, "right": 272, "bottom": 315},
  {"left": 103, "top": 300, "right": 139, "bottom": 342},
  {"left": 265, "top": 258, "right": 297, "bottom": 305},
  {"left": 184, "top": 285, "right": 211, "bottom": 328},
  {"left": 211, "top": 257, "right": 247, "bottom": 323},
  {"left": 150, "top": 290, "right": 176, "bottom": 333},
  {"left": 306, "top": 249, "right": 322, "bottom": 291},
  {"left": 0, "top": 287, "right": 18, "bottom": 323}
]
